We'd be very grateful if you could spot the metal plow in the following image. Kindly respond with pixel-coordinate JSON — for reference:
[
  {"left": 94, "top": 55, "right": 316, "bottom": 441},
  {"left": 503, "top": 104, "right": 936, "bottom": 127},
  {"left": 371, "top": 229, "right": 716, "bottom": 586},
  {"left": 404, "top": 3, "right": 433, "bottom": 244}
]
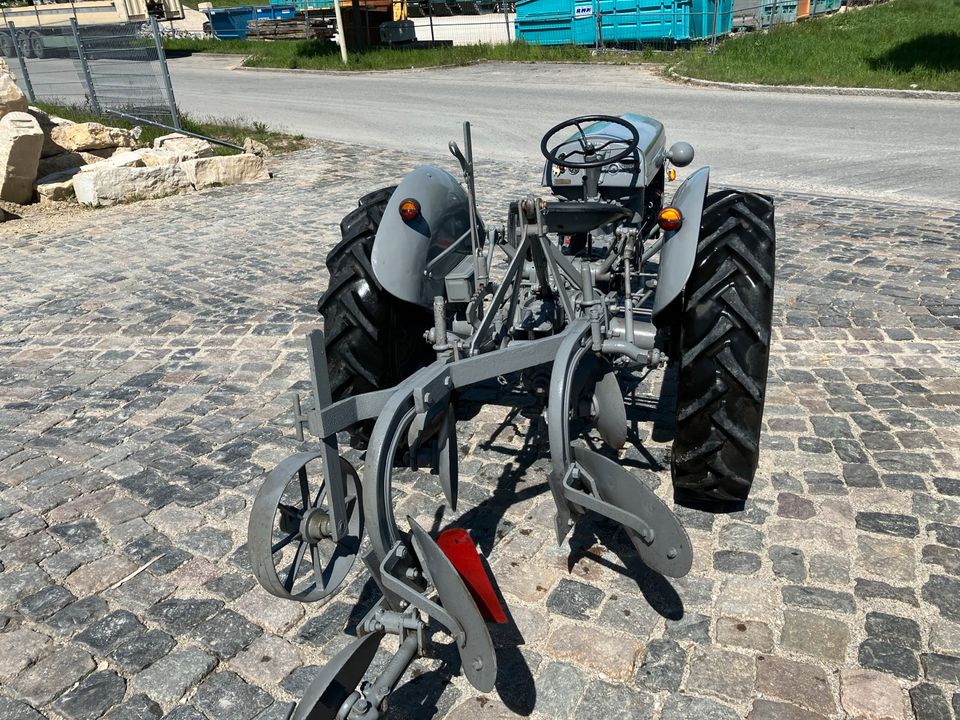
[
  {"left": 247, "top": 321, "right": 693, "bottom": 719},
  {"left": 242, "top": 117, "right": 776, "bottom": 717}
]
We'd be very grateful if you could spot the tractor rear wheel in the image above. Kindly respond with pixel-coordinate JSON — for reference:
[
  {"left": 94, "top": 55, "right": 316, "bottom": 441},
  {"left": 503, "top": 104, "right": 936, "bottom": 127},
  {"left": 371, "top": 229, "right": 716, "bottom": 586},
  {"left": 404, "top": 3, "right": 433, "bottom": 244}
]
[
  {"left": 317, "top": 186, "right": 435, "bottom": 445},
  {"left": 671, "top": 190, "right": 776, "bottom": 505}
]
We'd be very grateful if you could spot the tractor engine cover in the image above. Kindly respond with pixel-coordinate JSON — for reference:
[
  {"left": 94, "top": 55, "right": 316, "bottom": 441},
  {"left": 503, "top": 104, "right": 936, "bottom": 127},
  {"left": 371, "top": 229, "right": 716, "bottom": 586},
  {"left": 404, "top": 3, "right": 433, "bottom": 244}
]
[
  {"left": 371, "top": 165, "right": 477, "bottom": 307},
  {"left": 542, "top": 113, "right": 667, "bottom": 197}
]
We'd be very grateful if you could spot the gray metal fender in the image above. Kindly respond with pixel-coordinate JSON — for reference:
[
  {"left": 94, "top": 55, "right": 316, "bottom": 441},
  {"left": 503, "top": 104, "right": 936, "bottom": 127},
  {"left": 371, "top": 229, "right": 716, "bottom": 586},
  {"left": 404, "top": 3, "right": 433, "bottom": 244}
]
[
  {"left": 651, "top": 166, "right": 710, "bottom": 323},
  {"left": 371, "top": 165, "right": 475, "bottom": 308}
]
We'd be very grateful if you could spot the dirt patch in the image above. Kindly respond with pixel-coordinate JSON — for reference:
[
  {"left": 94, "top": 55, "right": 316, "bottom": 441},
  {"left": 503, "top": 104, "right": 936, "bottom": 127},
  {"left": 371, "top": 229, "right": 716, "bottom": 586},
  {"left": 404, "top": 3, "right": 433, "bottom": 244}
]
[{"left": 0, "top": 198, "right": 92, "bottom": 237}]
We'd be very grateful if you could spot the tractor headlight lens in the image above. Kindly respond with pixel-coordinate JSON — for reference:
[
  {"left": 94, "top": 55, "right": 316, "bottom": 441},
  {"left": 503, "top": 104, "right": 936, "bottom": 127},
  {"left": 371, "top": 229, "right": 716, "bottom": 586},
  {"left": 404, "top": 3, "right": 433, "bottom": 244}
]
[
  {"left": 657, "top": 207, "right": 683, "bottom": 231},
  {"left": 399, "top": 198, "right": 421, "bottom": 222}
]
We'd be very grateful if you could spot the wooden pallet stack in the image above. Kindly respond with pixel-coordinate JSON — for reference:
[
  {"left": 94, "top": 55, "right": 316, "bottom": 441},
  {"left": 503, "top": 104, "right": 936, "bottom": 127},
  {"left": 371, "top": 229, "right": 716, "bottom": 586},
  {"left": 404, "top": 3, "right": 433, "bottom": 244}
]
[{"left": 246, "top": 11, "right": 336, "bottom": 40}]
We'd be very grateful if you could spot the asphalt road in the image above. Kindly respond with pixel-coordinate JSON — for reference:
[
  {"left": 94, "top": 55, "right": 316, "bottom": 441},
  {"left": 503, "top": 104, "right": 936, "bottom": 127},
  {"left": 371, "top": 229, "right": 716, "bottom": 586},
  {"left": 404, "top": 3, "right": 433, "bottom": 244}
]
[
  {"left": 19, "top": 55, "right": 960, "bottom": 204},
  {"left": 161, "top": 56, "right": 959, "bottom": 206}
]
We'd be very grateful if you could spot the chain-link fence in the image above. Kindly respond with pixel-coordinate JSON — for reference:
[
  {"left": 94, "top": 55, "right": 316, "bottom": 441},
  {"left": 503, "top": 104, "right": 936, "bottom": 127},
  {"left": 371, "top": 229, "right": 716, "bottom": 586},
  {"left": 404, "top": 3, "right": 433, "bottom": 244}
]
[{"left": 4, "top": 17, "right": 180, "bottom": 129}]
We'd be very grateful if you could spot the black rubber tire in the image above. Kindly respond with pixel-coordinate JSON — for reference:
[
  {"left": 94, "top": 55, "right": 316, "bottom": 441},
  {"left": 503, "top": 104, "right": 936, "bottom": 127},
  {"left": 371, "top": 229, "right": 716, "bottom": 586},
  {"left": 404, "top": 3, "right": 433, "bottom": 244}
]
[
  {"left": 671, "top": 190, "right": 776, "bottom": 505},
  {"left": 30, "top": 32, "right": 45, "bottom": 60},
  {"left": 0, "top": 33, "right": 14, "bottom": 58},
  {"left": 17, "top": 33, "right": 34, "bottom": 59},
  {"left": 317, "top": 187, "right": 434, "bottom": 442}
]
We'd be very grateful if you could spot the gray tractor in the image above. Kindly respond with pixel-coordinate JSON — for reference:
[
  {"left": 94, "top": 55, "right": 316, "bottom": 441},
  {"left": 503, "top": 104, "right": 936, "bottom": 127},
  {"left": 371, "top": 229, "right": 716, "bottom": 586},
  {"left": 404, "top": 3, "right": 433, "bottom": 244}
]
[{"left": 247, "top": 114, "right": 776, "bottom": 719}]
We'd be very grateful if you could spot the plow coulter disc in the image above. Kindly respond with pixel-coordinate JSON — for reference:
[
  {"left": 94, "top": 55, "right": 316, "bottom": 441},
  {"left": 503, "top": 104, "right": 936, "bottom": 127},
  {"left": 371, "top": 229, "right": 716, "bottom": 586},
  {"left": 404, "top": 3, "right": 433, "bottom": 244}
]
[
  {"left": 590, "top": 361, "right": 628, "bottom": 451},
  {"left": 248, "top": 452, "right": 363, "bottom": 603},
  {"left": 549, "top": 324, "right": 628, "bottom": 478}
]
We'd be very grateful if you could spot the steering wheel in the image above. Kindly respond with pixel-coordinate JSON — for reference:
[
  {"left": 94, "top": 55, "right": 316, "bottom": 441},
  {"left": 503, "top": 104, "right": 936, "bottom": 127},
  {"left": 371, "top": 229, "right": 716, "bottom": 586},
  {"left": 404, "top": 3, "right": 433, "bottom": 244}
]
[{"left": 540, "top": 115, "right": 641, "bottom": 170}]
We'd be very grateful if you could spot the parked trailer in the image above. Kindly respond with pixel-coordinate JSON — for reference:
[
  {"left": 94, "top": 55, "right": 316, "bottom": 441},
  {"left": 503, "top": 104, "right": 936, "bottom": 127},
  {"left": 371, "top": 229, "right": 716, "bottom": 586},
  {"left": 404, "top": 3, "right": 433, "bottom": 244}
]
[
  {"left": 0, "top": 0, "right": 184, "bottom": 58},
  {"left": 204, "top": 0, "right": 404, "bottom": 42},
  {"left": 514, "top": 0, "right": 732, "bottom": 46},
  {"left": 204, "top": 3, "right": 299, "bottom": 39}
]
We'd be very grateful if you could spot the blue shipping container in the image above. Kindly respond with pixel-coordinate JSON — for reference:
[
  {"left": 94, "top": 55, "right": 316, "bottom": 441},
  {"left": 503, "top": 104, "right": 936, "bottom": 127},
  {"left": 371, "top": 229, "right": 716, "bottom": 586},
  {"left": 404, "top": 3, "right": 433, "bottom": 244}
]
[
  {"left": 205, "top": 4, "right": 298, "bottom": 39},
  {"left": 809, "top": 0, "right": 840, "bottom": 14},
  {"left": 759, "top": 0, "right": 797, "bottom": 25},
  {"left": 269, "top": 0, "right": 334, "bottom": 10},
  {"left": 515, "top": 0, "right": 732, "bottom": 45}
]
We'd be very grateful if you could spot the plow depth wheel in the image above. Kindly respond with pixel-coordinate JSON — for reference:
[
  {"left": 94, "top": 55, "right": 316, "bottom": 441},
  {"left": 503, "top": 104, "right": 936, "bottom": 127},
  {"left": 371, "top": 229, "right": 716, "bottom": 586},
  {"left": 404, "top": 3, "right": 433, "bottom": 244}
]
[
  {"left": 248, "top": 453, "right": 363, "bottom": 602},
  {"left": 671, "top": 190, "right": 776, "bottom": 504}
]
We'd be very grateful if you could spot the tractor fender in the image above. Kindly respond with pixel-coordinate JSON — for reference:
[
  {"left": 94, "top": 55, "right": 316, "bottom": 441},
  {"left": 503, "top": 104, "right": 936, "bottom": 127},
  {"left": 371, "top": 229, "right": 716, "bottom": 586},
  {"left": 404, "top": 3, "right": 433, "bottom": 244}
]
[
  {"left": 371, "top": 165, "right": 475, "bottom": 308},
  {"left": 651, "top": 166, "right": 710, "bottom": 323}
]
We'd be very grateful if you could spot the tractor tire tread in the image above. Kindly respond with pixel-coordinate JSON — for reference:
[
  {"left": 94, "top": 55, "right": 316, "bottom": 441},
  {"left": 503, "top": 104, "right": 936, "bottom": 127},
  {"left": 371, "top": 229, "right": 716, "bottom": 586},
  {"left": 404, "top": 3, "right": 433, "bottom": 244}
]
[
  {"left": 325, "top": 185, "right": 397, "bottom": 276},
  {"left": 317, "top": 186, "right": 433, "bottom": 442},
  {"left": 672, "top": 190, "right": 776, "bottom": 504}
]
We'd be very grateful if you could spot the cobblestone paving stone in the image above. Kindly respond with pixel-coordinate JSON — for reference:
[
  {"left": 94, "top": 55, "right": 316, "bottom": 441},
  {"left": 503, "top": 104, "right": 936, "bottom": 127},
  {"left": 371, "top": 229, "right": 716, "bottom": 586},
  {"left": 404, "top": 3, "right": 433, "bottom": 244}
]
[{"left": 1, "top": 139, "right": 959, "bottom": 719}]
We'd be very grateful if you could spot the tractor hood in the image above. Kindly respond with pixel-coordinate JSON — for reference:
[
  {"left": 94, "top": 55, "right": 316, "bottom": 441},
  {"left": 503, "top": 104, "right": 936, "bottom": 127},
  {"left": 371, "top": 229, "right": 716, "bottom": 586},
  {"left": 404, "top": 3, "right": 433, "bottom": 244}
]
[{"left": 543, "top": 113, "right": 666, "bottom": 193}]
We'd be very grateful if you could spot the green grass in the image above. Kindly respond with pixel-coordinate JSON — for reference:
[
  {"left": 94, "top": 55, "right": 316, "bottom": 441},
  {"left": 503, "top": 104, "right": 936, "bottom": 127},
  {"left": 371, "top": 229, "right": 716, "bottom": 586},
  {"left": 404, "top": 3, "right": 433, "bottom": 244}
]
[
  {"left": 674, "top": 0, "right": 960, "bottom": 91},
  {"left": 34, "top": 103, "right": 309, "bottom": 154},
  {"left": 180, "top": 0, "right": 246, "bottom": 9},
  {"left": 165, "top": 0, "right": 959, "bottom": 88},
  {"left": 163, "top": 37, "right": 674, "bottom": 70}
]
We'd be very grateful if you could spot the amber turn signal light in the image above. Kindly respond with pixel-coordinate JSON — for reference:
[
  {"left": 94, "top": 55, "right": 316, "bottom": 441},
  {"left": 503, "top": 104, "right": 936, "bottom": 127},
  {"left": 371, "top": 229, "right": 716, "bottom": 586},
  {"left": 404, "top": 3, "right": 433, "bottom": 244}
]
[
  {"left": 657, "top": 207, "right": 683, "bottom": 231},
  {"left": 399, "top": 198, "right": 421, "bottom": 222}
]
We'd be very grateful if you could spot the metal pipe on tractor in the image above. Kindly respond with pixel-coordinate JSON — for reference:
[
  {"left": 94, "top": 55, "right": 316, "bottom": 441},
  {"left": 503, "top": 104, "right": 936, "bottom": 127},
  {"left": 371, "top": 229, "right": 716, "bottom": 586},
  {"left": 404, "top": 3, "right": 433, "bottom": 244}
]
[{"left": 245, "top": 114, "right": 777, "bottom": 718}]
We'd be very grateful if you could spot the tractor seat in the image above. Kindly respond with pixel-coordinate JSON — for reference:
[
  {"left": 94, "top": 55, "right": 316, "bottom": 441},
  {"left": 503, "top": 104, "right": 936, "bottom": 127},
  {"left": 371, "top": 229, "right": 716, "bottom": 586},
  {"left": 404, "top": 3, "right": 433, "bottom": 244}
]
[{"left": 540, "top": 201, "right": 633, "bottom": 235}]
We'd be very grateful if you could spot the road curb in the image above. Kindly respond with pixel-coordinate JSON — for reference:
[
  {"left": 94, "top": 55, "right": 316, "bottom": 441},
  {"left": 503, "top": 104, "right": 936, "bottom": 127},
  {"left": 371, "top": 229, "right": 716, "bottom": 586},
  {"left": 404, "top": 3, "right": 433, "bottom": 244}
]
[
  {"left": 233, "top": 60, "right": 470, "bottom": 75},
  {"left": 172, "top": 54, "right": 960, "bottom": 96},
  {"left": 667, "top": 66, "right": 960, "bottom": 101}
]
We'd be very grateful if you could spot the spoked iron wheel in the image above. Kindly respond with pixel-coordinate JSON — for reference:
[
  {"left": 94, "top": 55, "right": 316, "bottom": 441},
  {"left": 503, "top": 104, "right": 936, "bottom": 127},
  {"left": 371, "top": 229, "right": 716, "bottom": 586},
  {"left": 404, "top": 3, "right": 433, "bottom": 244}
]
[{"left": 248, "top": 452, "right": 363, "bottom": 603}]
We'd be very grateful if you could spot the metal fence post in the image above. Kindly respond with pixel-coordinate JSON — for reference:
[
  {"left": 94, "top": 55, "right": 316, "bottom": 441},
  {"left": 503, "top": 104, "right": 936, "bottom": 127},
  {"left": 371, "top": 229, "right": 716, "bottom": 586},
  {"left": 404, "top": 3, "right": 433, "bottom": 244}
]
[
  {"left": 427, "top": 1, "right": 435, "bottom": 42},
  {"left": 333, "top": 0, "right": 348, "bottom": 64},
  {"left": 7, "top": 22, "right": 36, "bottom": 103},
  {"left": 595, "top": 5, "right": 603, "bottom": 50},
  {"left": 150, "top": 17, "right": 181, "bottom": 130},
  {"left": 502, "top": 2, "right": 511, "bottom": 42},
  {"left": 711, "top": 0, "right": 719, "bottom": 46},
  {"left": 70, "top": 18, "right": 102, "bottom": 115}
]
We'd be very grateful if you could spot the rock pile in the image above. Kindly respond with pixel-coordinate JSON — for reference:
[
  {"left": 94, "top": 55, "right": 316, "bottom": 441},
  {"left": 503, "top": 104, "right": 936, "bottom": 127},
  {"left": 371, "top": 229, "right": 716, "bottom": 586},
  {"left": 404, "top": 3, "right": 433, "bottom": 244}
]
[
  {"left": 0, "top": 58, "right": 27, "bottom": 118},
  {"left": 0, "top": 59, "right": 271, "bottom": 215}
]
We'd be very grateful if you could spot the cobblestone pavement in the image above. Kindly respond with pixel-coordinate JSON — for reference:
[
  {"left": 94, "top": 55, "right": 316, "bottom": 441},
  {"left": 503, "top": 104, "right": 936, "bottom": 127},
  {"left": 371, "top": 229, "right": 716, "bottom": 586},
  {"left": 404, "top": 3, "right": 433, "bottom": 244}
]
[{"left": 1, "top": 141, "right": 959, "bottom": 720}]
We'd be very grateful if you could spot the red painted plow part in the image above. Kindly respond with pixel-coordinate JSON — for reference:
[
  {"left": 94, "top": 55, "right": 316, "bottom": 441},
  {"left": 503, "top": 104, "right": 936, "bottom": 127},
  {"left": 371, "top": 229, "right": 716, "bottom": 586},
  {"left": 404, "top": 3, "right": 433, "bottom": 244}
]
[{"left": 436, "top": 528, "right": 508, "bottom": 624}]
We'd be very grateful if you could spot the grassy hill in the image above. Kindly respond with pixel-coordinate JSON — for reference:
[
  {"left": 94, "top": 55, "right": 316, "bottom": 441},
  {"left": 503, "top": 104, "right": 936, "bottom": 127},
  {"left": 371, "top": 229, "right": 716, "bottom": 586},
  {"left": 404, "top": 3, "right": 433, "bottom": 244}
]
[
  {"left": 166, "top": 0, "right": 959, "bottom": 89},
  {"left": 675, "top": 0, "right": 960, "bottom": 91}
]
